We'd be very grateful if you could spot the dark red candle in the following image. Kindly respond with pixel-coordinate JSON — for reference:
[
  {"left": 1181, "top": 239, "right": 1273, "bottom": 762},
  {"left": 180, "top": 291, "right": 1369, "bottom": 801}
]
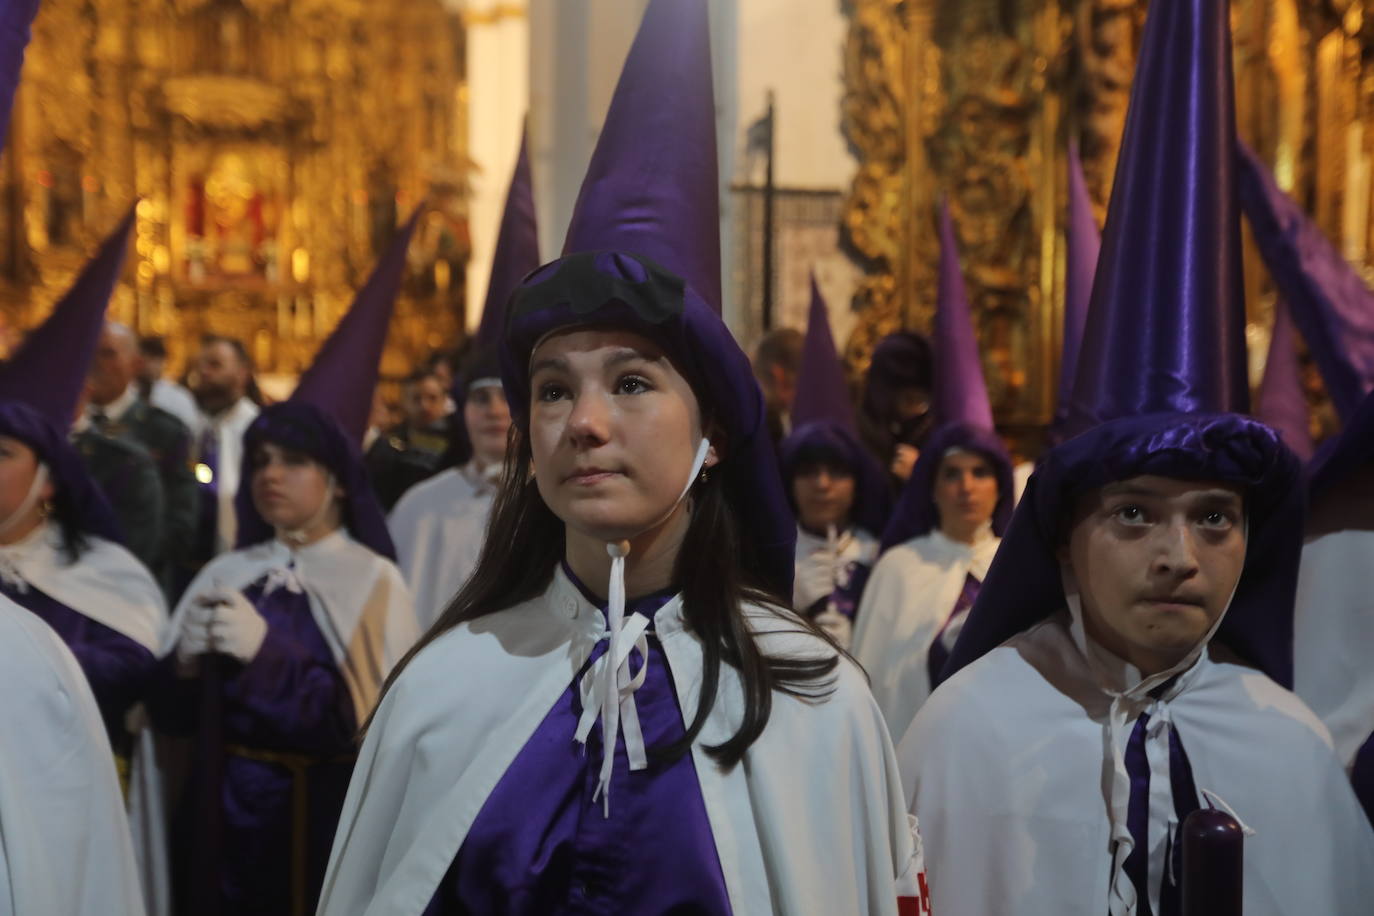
[{"left": 1182, "top": 807, "right": 1244, "bottom": 916}]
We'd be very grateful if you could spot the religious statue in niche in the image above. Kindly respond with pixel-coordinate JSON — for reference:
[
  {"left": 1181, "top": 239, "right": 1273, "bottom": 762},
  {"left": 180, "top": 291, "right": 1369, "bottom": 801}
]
[{"left": 187, "top": 149, "right": 281, "bottom": 284}]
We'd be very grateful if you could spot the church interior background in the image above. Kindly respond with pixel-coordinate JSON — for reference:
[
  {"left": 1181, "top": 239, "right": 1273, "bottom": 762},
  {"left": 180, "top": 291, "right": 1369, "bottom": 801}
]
[{"left": 0, "top": 0, "right": 1369, "bottom": 441}]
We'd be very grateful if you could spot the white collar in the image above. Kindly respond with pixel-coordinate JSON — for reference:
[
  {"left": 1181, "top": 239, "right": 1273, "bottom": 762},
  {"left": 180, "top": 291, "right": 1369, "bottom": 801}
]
[
  {"left": 89, "top": 384, "right": 140, "bottom": 424},
  {"left": 207, "top": 396, "right": 258, "bottom": 430}
]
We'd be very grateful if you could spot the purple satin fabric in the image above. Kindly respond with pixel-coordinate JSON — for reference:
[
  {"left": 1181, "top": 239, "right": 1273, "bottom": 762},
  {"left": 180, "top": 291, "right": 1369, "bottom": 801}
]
[
  {"left": 1123, "top": 711, "right": 1201, "bottom": 916},
  {"left": 1049, "top": 141, "right": 1101, "bottom": 444},
  {"left": 1308, "top": 384, "right": 1374, "bottom": 505},
  {"left": 0, "top": 209, "right": 137, "bottom": 430},
  {"left": 933, "top": 200, "right": 994, "bottom": 430},
  {"left": 560, "top": 0, "right": 720, "bottom": 313},
  {"left": 880, "top": 422, "right": 1015, "bottom": 552},
  {"left": 1352, "top": 731, "right": 1374, "bottom": 827},
  {"left": 926, "top": 572, "right": 980, "bottom": 693},
  {"left": 792, "top": 276, "right": 856, "bottom": 433},
  {"left": 2, "top": 578, "right": 155, "bottom": 746},
  {"left": 1061, "top": 0, "right": 1248, "bottom": 437},
  {"left": 291, "top": 208, "right": 421, "bottom": 445},
  {"left": 423, "top": 568, "right": 732, "bottom": 916},
  {"left": 1237, "top": 142, "right": 1374, "bottom": 423},
  {"left": 1255, "top": 298, "right": 1314, "bottom": 461},
  {"left": 797, "top": 552, "right": 873, "bottom": 623},
  {"left": 0, "top": 0, "right": 40, "bottom": 152},
  {"left": 942, "top": 412, "right": 1303, "bottom": 689},
  {"left": 779, "top": 422, "right": 890, "bottom": 536},
  {"left": 148, "top": 577, "right": 357, "bottom": 915}
]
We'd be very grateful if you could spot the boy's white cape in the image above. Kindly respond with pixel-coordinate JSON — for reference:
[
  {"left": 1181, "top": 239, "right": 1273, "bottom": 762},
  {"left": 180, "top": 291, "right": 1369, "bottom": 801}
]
[{"left": 318, "top": 566, "right": 928, "bottom": 915}]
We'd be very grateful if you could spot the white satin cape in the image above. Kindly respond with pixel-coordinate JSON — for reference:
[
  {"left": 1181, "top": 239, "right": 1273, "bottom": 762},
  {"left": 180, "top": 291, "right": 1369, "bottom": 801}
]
[
  {"left": 0, "top": 597, "right": 146, "bottom": 915},
  {"left": 851, "top": 528, "right": 999, "bottom": 739},
  {"left": 388, "top": 462, "right": 498, "bottom": 630},
  {"left": 317, "top": 566, "right": 928, "bottom": 915},
  {"left": 898, "top": 609, "right": 1374, "bottom": 915},
  {"left": 1294, "top": 528, "right": 1374, "bottom": 768}
]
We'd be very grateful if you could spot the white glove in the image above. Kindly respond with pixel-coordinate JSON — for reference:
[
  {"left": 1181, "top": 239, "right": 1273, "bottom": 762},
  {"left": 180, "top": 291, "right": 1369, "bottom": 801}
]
[
  {"left": 814, "top": 607, "right": 853, "bottom": 650},
  {"left": 174, "top": 600, "right": 215, "bottom": 668},
  {"left": 205, "top": 588, "right": 268, "bottom": 664}
]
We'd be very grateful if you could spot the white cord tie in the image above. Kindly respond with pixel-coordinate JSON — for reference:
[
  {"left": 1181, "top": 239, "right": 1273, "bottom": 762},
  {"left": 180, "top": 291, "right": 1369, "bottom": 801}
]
[
  {"left": 572, "top": 539, "right": 644, "bottom": 816},
  {"left": 261, "top": 562, "right": 305, "bottom": 596}
]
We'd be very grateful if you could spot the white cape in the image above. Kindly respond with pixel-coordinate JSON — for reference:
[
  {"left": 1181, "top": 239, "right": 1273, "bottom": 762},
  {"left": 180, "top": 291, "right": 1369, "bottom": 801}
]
[
  {"left": 1295, "top": 528, "right": 1374, "bottom": 768},
  {"left": 0, "top": 522, "right": 169, "bottom": 915},
  {"left": 318, "top": 567, "right": 927, "bottom": 915},
  {"left": 851, "top": 528, "right": 998, "bottom": 738},
  {"left": 0, "top": 521, "right": 165, "bottom": 651},
  {"left": 898, "top": 610, "right": 1374, "bottom": 915},
  {"left": 164, "top": 529, "right": 420, "bottom": 721},
  {"left": 0, "top": 597, "right": 146, "bottom": 915},
  {"left": 388, "top": 463, "right": 498, "bottom": 630}
]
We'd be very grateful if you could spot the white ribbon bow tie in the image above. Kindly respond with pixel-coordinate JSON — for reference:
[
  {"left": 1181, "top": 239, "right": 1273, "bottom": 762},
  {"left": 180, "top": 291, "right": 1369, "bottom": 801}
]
[
  {"left": 574, "top": 610, "right": 653, "bottom": 817},
  {"left": 261, "top": 564, "right": 304, "bottom": 596}
]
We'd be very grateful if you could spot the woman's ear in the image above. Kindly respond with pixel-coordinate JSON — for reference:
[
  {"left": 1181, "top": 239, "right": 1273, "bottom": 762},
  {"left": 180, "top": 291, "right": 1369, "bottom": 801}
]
[{"left": 703, "top": 420, "right": 726, "bottom": 469}]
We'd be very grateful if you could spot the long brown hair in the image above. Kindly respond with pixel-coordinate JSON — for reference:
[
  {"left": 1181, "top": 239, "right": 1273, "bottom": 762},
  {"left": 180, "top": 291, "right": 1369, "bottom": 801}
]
[{"left": 373, "top": 426, "right": 839, "bottom": 768}]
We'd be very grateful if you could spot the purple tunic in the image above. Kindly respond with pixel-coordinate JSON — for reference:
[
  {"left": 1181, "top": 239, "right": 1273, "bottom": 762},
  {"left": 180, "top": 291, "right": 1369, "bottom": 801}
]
[
  {"left": 148, "top": 575, "right": 357, "bottom": 916},
  {"left": 1352, "top": 731, "right": 1374, "bottom": 827},
  {"left": 423, "top": 567, "right": 733, "bottom": 915},
  {"left": 1, "top": 578, "right": 155, "bottom": 752}
]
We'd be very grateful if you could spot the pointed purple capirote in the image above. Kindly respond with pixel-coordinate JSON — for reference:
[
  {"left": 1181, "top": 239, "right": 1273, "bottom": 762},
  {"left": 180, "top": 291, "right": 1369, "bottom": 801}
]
[
  {"left": 1237, "top": 142, "right": 1374, "bottom": 424},
  {"left": 791, "top": 275, "right": 856, "bottom": 432},
  {"left": 291, "top": 206, "right": 423, "bottom": 444},
  {"left": 1256, "top": 299, "right": 1314, "bottom": 462},
  {"left": 1050, "top": 141, "right": 1100, "bottom": 440},
  {"left": 561, "top": 0, "right": 722, "bottom": 313},
  {"left": 0, "top": 0, "right": 41, "bottom": 152},
  {"left": 932, "top": 200, "right": 994, "bottom": 430},
  {"left": 940, "top": 0, "right": 1303, "bottom": 692},
  {"left": 0, "top": 205, "right": 136, "bottom": 426},
  {"left": 1063, "top": 0, "right": 1248, "bottom": 435},
  {"left": 473, "top": 128, "right": 539, "bottom": 356}
]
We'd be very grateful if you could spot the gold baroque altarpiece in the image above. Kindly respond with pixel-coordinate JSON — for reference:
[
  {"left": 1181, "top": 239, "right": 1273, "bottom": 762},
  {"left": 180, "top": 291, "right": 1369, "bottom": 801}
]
[
  {"left": 0, "top": 0, "right": 469, "bottom": 387},
  {"left": 842, "top": 0, "right": 1374, "bottom": 441}
]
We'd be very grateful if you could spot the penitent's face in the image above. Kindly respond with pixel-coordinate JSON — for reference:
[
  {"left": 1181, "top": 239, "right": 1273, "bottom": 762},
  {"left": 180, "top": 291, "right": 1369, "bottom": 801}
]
[
  {"left": 792, "top": 462, "right": 855, "bottom": 533},
  {"left": 250, "top": 441, "right": 336, "bottom": 532},
  {"left": 1065, "top": 474, "right": 1246, "bottom": 675},
  {"left": 527, "top": 328, "right": 717, "bottom": 543}
]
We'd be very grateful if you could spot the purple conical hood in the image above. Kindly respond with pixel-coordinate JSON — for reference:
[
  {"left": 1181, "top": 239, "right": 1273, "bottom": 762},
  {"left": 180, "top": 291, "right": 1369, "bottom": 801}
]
[
  {"left": 932, "top": 200, "right": 994, "bottom": 430},
  {"left": 791, "top": 275, "right": 855, "bottom": 432},
  {"left": 1237, "top": 141, "right": 1374, "bottom": 424},
  {"left": 561, "top": 0, "right": 722, "bottom": 313},
  {"left": 1256, "top": 298, "right": 1314, "bottom": 461},
  {"left": 291, "top": 206, "right": 422, "bottom": 443},
  {"left": 0, "top": 0, "right": 40, "bottom": 152},
  {"left": 1050, "top": 141, "right": 1101, "bottom": 440},
  {"left": 0, "top": 205, "right": 135, "bottom": 425},
  {"left": 474, "top": 128, "right": 538, "bottom": 356},
  {"left": 1064, "top": 0, "right": 1247, "bottom": 435}
]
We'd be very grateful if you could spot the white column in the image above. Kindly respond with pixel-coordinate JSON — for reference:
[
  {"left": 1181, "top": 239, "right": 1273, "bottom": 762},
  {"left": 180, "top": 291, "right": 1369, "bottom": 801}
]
[
  {"left": 528, "top": 0, "right": 737, "bottom": 322},
  {"left": 464, "top": 0, "right": 531, "bottom": 333}
]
